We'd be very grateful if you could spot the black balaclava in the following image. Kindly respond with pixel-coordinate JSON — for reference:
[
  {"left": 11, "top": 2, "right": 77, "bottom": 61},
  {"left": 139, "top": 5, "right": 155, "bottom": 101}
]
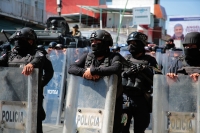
[
  {"left": 128, "top": 40, "right": 145, "bottom": 58},
  {"left": 184, "top": 48, "right": 200, "bottom": 66},
  {"left": 91, "top": 41, "right": 109, "bottom": 57},
  {"left": 183, "top": 32, "right": 200, "bottom": 66},
  {"left": 14, "top": 39, "right": 35, "bottom": 55},
  {"left": 165, "top": 43, "right": 175, "bottom": 49}
]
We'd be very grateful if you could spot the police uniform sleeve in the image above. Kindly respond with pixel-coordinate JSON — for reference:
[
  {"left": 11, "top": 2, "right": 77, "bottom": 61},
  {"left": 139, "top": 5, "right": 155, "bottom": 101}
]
[
  {"left": 68, "top": 53, "right": 87, "bottom": 76},
  {"left": 42, "top": 54, "right": 54, "bottom": 87},
  {"left": 30, "top": 51, "right": 45, "bottom": 68},
  {"left": 90, "top": 53, "right": 122, "bottom": 76}
]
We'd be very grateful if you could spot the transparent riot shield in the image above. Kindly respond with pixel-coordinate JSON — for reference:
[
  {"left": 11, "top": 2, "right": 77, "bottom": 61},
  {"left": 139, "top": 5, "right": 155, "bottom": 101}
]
[
  {"left": 119, "top": 49, "right": 131, "bottom": 57},
  {"left": 63, "top": 75, "right": 118, "bottom": 133},
  {"left": 0, "top": 67, "right": 38, "bottom": 133},
  {"left": 43, "top": 50, "right": 67, "bottom": 125},
  {"left": 153, "top": 75, "right": 200, "bottom": 133},
  {"left": 161, "top": 50, "right": 170, "bottom": 75},
  {"left": 155, "top": 48, "right": 163, "bottom": 71},
  {"left": 168, "top": 50, "right": 183, "bottom": 69}
]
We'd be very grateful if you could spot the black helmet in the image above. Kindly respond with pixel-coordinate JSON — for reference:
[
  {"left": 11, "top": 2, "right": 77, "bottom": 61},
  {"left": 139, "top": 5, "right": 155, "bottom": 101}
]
[
  {"left": 90, "top": 30, "right": 113, "bottom": 47},
  {"left": 55, "top": 44, "right": 63, "bottom": 49},
  {"left": 37, "top": 45, "right": 45, "bottom": 50},
  {"left": 127, "top": 31, "right": 148, "bottom": 46},
  {"left": 112, "top": 45, "right": 120, "bottom": 51},
  {"left": 51, "top": 19, "right": 58, "bottom": 27},
  {"left": 49, "top": 42, "right": 57, "bottom": 48},
  {"left": 14, "top": 27, "right": 37, "bottom": 40},
  {"left": 73, "top": 24, "right": 79, "bottom": 29},
  {"left": 182, "top": 32, "right": 200, "bottom": 47}
]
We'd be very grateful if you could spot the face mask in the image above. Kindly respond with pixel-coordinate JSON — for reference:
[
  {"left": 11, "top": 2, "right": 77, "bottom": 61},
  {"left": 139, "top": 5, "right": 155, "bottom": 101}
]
[
  {"left": 184, "top": 48, "right": 200, "bottom": 66},
  {"left": 91, "top": 42, "right": 109, "bottom": 57},
  {"left": 14, "top": 39, "right": 34, "bottom": 54},
  {"left": 128, "top": 42, "right": 144, "bottom": 57},
  {"left": 165, "top": 44, "right": 175, "bottom": 49}
]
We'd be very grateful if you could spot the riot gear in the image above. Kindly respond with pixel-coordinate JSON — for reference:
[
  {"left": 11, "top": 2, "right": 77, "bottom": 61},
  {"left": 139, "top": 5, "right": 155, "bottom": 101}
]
[
  {"left": 90, "top": 30, "right": 113, "bottom": 46},
  {"left": 14, "top": 27, "right": 37, "bottom": 40},
  {"left": 182, "top": 32, "right": 200, "bottom": 66},
  {"left": 55, "top": 44, "right": 63, "bottom": 49},
  {"left": 90, "top": 30, "right": 113, "bottom": 56},
  {"left": 111, "top": 45, "right": 121, "bottom": 53},
  {"left": 48, "top": 42, "right": 57, "bottom": 48},
  {"left": 37, "top": 45, "right": 45, "bottom": 51},
  {"left": 50, "top": 19, "right": 58, "bottom": 29},
  {"left": 13, "top": 27, "right": 37, "bottom": 54},
  {"left": 126, "top": 31, "right": 148, "bottom": 46},
  {"left": 182, "top": 32, "right": 200, "bottom": 47},
  {"left": 127, "top": 32, "right": 148, "bottom": 57}
]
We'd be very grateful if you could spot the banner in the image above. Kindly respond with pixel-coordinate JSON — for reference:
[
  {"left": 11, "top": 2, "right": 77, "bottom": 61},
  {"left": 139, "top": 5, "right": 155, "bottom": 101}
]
[
  {"left": 168, "top": 16, "right": 200, "bottom": 40},
  {"left": 133, "top": 7, "right": 151, "bottom": 25}
]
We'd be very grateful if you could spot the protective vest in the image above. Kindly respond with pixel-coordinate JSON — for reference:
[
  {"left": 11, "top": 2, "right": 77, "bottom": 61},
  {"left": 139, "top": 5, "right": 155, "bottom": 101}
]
[
  {"left": 122, "top": 55, "right": 153, "bottom": 95},
  {"left": 8, "top": 53, "right": 34, "bottom": 68},
  {"left": 84, "top": 53, "right": 113, "bottom": 68}
]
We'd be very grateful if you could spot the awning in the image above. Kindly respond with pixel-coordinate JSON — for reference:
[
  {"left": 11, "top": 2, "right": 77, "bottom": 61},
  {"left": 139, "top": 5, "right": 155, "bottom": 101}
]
[{"left": 77, "top": 5, "right": 132, "bottom": 14}]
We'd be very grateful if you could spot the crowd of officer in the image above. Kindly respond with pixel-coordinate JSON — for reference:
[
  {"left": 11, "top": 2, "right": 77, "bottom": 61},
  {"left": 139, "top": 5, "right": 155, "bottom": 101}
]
[{"left": 1, "top": 25, "right": 200, "bottom": 133}]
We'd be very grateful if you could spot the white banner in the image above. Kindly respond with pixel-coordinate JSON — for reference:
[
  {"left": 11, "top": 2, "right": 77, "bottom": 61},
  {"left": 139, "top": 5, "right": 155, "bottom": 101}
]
[
  {"left": 133, "top": 7, "right": 150, "bottom": 25},
  {"left": 168, "top": 16, "right": 200, "bottom": 40}
]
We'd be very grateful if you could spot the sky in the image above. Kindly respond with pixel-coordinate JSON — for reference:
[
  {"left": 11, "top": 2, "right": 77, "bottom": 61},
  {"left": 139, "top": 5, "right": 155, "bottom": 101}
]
[{"left": 160, "top": 0, "right": 200, "bottom": 30}]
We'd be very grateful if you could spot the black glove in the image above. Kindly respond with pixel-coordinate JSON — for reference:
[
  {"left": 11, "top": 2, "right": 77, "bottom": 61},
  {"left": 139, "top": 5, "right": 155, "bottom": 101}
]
[{"left": 130, "top": 64, "right": 144, "bottom": 73}]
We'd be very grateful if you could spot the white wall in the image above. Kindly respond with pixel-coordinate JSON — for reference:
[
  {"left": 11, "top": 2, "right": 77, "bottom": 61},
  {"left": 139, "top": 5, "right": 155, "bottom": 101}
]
[
  {"left": 106, "top": 13, "right": 133, "bottom": 28},
  {"left": 106, "top": 0, "right": 156, "bottom": 28},
  {"left": 108, "top": 0, "right": 155, "bottom": 13}
]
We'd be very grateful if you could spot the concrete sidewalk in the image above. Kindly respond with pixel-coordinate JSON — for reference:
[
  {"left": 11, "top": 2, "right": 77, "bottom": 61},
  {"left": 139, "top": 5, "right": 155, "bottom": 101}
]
[{"left": 42, "top": 124, "right": 152, "bottom": 133}]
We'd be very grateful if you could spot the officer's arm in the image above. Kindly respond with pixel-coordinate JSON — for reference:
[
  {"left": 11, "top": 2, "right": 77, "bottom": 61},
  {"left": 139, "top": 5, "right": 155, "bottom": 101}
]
[
  {"left": 42, "top": 55, "right": 54, "bottom": 87},
  {"left": 30, "top": 51, "right": 45, "bottom": 68},
  {"left": 68, "top": 53, "right": 87, "bottom": 76},
  {"left": 90, "top": 54, "right": 122, "bottom": 76}
]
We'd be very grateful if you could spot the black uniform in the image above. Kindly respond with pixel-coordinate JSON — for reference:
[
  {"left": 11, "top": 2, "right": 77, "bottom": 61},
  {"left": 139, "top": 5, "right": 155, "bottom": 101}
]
[
  {"left": 0, "top": 27, "right": 54, "bottom": 133},
  {"left": 68, "top": 29, "right": 123, "bottom": 133},
  {"left": 122, "top": 31, "right": 160, "bottom": 133},
  {"left": 68, "top": 52, "right": 123, "bottom": 132},
  {"left": 122, "top": 54, "right": 158, "bottom": 133}
]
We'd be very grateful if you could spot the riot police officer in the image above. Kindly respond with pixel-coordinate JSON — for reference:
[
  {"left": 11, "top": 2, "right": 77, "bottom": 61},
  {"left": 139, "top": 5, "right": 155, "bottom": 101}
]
[
  {"left": 121, "top": 32, "right": 159, "bottom": 133},
  {"left": 162, "top": 38, "right": 176, "bottom": 53},
  {"left": 167, "top": 32, "right": 200, "bottom": 81},
  {"left": 0, "top": 27, "right": 54, "bottom": 133},
  {"left": 68, "top": 29, "right": 123, "bottom": 133}
]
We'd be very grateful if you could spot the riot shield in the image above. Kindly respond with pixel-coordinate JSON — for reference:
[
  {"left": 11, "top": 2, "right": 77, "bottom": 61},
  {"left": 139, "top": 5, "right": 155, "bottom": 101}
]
[
  {"left": 43, "top": 50, "right": 67, "bottom": 125},
  {"left": 153, "top": 75, "right": 200, "bottom": 133},
  {"left": 155, "top": 48, "right": 163, "bottom": 71},
  {"left": 63, "top": 75, "right": 118, "bottom": 133},
  {"left": 66, "top": 48, "right": 90, "bottom": 66},
  {"left": 168, "top": 50, "right": 183, "bottom": 69},
  {"left": 0, "top": 67, "right": 38, "bottom": 133},
  {"left": 161, "top": 50, "right": 184, "bottom": 75}
]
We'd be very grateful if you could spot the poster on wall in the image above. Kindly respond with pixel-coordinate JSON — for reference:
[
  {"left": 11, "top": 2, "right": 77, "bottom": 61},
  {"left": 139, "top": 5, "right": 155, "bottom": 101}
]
[{"left": 168, "top": 16, "right": 200, "bottom": 41}]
